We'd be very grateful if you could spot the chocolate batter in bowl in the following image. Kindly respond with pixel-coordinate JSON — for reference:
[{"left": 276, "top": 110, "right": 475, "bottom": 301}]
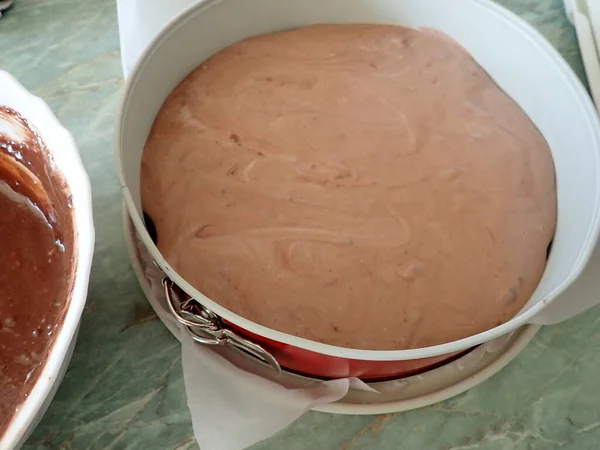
[
  {"left": 0, "top": 105, "right": 75, "bottom": 436},
  {"left": 0, "top": 72, "right": 94, "bottom": 449}
]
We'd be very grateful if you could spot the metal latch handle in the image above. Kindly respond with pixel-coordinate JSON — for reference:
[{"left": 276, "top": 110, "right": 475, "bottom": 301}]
[{"left": 163, "top": 278, "right": 282, "bottom": 374}]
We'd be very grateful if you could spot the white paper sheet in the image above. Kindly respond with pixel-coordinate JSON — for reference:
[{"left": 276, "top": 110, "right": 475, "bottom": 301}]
[{"left": 117, "top": 0, "right": 199, "bottom": 77}]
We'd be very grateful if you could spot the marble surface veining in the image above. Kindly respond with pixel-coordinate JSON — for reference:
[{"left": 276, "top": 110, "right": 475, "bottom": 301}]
[{"left": 1, "top": 0, "right": 599, "bottom": 449}]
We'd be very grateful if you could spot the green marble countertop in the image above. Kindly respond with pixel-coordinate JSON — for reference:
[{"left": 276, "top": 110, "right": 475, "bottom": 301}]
[{"left": 2, "top": 0, "right": 600, "bottom": 448}]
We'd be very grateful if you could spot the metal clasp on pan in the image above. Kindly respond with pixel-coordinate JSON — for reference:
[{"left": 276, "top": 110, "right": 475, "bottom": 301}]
[{"left": 162, "top": 277, "right": 282, "bottom": 374}]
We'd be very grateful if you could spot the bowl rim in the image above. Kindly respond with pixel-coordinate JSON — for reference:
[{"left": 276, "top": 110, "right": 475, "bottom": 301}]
[
  {"left": 0, "top": 71, "right": 95, "bottom": 450},
  {"left": 116, "top": 0, "right": 600, "bottom": 362}
]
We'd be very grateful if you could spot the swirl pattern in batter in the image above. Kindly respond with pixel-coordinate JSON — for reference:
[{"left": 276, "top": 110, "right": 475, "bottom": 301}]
[{"left": 141, "top": 24, "right": 557, "bottom": 350}]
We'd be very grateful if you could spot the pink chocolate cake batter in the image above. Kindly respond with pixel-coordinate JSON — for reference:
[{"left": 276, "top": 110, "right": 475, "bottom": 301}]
[{"left": 141, "top": 25, "right": 557, "bottom": 350}]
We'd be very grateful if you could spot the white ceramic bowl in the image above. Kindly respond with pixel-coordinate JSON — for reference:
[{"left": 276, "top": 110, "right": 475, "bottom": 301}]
[
  {"left": 0, "top": 71, "right": 95, "bottom": 450},
  {"left": 117, "top": 0, "right": 600, "bottom": 378}
]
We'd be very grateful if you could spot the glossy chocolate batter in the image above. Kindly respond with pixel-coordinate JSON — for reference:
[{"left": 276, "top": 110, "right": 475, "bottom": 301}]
[
  {"left": 142, "top": 25, "right": 557, "bottom": 350},
  {"left": 0, "top": 107, "right": 74, "bottom": 432}
]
